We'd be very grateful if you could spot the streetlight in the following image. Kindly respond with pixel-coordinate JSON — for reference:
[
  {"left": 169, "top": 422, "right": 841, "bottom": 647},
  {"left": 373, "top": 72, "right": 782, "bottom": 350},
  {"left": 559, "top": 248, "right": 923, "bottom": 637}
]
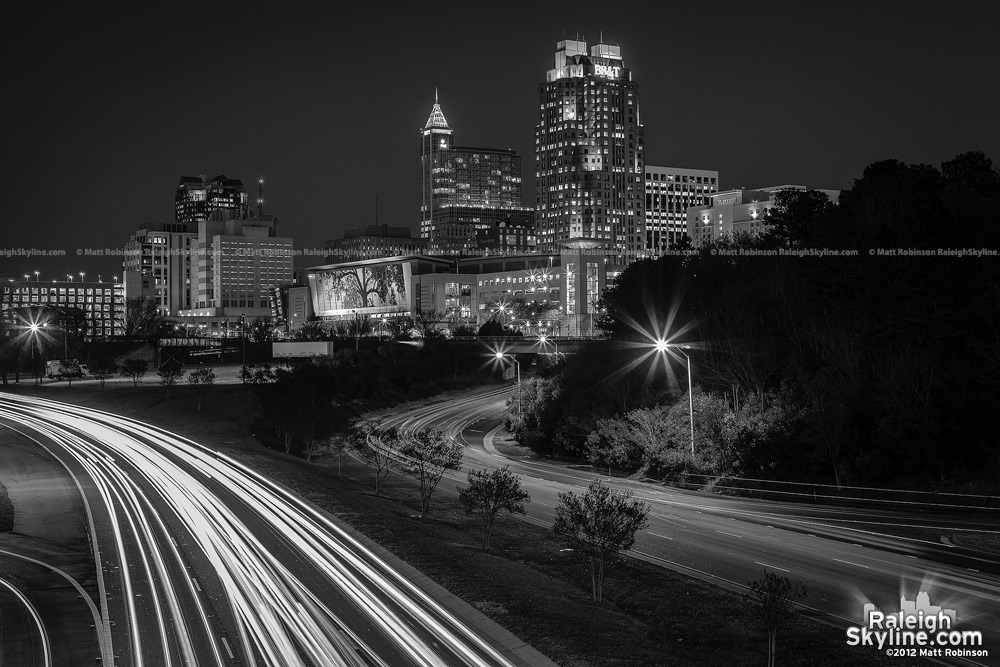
[
  {"left": 539, "top": 335, "right": 559, "bottom": 357},
  {"left": 656, "top": 340, "right": 695, "bottom": 456},
  {"left": 495, "top": 352, "right": 521, "bottom": 424},
  {"left": 79, "top": 272, "right": 85, "bottom": 282},
  {"left": 34, "top": 271, "right": 40, "bottom": 282},
  {"left": 28, "top": 322, "right": 41, "bottom": 384},
  {"left": 240, "top": 314, "right": 247, "bottom": 383}
]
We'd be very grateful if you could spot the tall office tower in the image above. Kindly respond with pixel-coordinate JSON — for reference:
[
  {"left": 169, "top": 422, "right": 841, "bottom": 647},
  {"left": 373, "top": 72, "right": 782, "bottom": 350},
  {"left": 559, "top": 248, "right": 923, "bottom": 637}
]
[
  {"left": 419, "top": 92, "right": 529, "bottom": 253},
  {"left": 644, "top": 166, "right": 719, "bottom": 252},
  {"left": 534, "top": 39, "right": 645, "bottom": 260},
  {"left": 122, "top": 221, "right": 198, "bottom": 316},
  {"left": 175, "top": 174, "right": 249, "bottom": 224}
]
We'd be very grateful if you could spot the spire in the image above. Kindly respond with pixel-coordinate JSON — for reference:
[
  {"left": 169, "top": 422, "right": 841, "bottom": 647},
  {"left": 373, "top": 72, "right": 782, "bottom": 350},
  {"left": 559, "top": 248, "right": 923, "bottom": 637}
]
[{"left": 424, "top": 90, "right": 450, "bottom": 130}]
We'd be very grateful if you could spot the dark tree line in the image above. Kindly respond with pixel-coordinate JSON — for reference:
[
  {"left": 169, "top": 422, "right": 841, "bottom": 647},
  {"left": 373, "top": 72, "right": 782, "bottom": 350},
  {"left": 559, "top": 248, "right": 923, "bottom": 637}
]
[{"left": 509, "top": 152, "right": 1000, "bottom": 487}]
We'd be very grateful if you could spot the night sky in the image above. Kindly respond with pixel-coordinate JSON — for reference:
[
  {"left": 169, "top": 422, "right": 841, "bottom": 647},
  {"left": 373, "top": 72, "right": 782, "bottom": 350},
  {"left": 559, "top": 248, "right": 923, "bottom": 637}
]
[{"left": 4, "top": 1, "right": 998, "bottom": 280}]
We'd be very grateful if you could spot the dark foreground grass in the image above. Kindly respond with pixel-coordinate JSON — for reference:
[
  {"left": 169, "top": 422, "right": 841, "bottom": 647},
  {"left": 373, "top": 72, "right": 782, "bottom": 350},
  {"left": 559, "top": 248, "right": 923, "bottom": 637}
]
[{"left": 2, "top": 382, "right": 931, "bottom": 667}]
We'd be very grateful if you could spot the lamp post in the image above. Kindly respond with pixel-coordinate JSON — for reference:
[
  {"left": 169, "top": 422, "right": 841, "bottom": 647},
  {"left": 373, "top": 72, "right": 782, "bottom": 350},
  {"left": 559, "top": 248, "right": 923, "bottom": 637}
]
[
  {"left": 495, "top": 352, "right": 521, "bottom": 424},
  {"left": 656, "top": 341, "right": 695, "bottom": 456},
  {"left": 28, "top": 322, "right": 40, "bottom": 384},
  {"left": 240, "top": 314, "right": 247, "bottom": 383}
]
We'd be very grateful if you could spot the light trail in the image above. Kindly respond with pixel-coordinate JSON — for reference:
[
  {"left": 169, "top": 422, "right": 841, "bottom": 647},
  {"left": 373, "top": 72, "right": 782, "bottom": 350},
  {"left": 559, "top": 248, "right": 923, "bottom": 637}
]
[
  {"left": 0, "top": 393, "right": 524, "bottom": 667},
  {"left": 0, "top": 575, "right": 52, "bottom": 667}
]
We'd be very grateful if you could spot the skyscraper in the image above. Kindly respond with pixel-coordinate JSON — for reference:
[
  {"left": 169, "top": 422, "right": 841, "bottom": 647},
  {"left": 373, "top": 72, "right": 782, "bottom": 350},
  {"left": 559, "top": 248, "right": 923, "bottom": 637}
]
[
  {"left": 534, "top": 39, "right": 645, "bottom": 260},
  {"left": 419, "top": 93, "right": 529, "bottom": 254},
  {"left": 175, "top": 174, "right": 248, "bottom": 224}
]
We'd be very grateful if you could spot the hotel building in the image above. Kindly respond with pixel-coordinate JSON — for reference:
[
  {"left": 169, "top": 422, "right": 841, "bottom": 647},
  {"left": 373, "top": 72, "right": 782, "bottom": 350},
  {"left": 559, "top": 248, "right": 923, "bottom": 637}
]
[{"left": 687, "top": 185, "right": 840, "bottom": 244}]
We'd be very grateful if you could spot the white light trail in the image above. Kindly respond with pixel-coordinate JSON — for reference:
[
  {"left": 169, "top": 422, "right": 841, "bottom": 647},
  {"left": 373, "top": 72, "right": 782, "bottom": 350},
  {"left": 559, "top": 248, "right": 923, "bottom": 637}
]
[{"left": 0, "top": 393, "right": 521, "bottom": 667}]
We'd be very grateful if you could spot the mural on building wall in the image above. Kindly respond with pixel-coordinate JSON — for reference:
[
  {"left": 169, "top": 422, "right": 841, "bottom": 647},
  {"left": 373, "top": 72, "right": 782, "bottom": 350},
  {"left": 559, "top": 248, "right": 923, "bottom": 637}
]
[{"left": 312, "top": 262, "right": 410, "bottom": 316}]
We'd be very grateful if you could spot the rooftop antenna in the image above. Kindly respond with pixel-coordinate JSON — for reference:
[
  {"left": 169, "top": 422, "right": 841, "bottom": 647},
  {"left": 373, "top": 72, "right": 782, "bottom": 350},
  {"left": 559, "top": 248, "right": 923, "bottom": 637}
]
[
  {"left": 257, "top": 177, "right": 265, "bottom": 217},
  {"left": 435, "top": 87, "right": 439, "bottom": 104}
]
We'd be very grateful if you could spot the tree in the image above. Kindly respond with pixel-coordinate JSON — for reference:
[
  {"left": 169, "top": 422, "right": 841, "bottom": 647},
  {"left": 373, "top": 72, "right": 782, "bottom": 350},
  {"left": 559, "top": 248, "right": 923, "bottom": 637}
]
[
  {"left": 156, "top": 362, "right": 186, "bottom": 398},
  {"left": 120, "top": 358, "right": 149, "bottom": 389},
  {"left": 123, "top": 297, "right": 162, "bottom": 338},
  {"left": 397, "top": 429, "right": 464, "bottom": 519},
  {"left": 458, "top": 466, "right": 531, "bottom": 550},
  {"left": 328, "top": 433, "right": 351, "bottom": 476},
  {"left": 187, "top": 368, "right": 217, "bottom": 411},
  {"left": 745, "top": 569, "right": 807, "bottom": 667},
  {"left": 354, "top": 422, "right": 396, "bottom": 497},
  {"left": 248, "top": 316, "right": 277, "bottom": 343},
  {"left": 553, "top": 479, "right": 651, "bottom": 602}
]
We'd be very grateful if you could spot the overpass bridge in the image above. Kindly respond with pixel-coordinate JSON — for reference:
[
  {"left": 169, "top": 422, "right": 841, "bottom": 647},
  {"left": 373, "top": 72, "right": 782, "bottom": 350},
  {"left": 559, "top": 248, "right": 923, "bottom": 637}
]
[{"left": 450, "top": 336, "right": 593, "bottom": 354}]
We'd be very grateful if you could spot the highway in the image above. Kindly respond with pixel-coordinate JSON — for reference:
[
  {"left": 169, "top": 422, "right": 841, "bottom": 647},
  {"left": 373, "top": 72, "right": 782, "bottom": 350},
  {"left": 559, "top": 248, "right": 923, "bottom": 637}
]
[
  {"left": 0, "top": 392, "right": 540, "bottom": 667},
  {"left": 376, "top": 383, "right": 1000, "bottom": 667}
]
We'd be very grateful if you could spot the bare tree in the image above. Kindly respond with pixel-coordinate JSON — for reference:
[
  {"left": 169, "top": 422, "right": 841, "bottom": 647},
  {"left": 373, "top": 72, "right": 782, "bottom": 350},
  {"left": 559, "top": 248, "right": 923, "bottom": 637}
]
[
  {"left": 458, "top": 466, "right": 531, "bottom": 550},
  {"left": 354, "top": 422, "right": 396, "bottom": 497},
  {"left": 123, "top": 297, "right": 161, "bottom": 338}
]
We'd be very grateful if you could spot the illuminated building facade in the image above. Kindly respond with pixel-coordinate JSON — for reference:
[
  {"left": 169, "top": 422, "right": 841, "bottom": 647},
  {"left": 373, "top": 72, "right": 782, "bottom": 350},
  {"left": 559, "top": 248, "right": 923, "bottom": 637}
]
[
  {"left": 2, "top": 279, "right": 125, "bottom": 338},
  {"left": 305, "top": 242, "right": 607, "bottom": 336},
  {"left": 122, "top": 221, "right": 198, "bottom": 316},
  {"left": 534, "top": 39, "right": 645, "bottom": 261},
  {"left": 644, "top": 166, "right": 718, "bottom": 252},
  {"left": 686, "top": 185, "right": 840, "bottom": 244},
  {"left": 325, "top": 225, "right": 429, "bottom": 263},
  {"left": 175, "top": 175, "right": 248, "bottom": 224},
  {"left": 419, "top": 94, "right": 530, "bottom": 254},
  {"left": 178, "top": 212, "right": 294, "bottom": 334}
]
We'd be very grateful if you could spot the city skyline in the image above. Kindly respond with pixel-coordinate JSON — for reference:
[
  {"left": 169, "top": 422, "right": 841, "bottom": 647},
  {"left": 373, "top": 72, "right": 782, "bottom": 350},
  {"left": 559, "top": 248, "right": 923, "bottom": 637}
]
[{"left": 4, "top": 1, "right": 998, "bottom": 280}]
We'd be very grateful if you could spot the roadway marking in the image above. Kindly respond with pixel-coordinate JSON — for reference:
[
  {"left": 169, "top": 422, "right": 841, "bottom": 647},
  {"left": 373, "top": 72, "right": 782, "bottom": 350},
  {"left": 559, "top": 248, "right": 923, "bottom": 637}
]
[
  {"left": 716, "top": 530, "right": 742, "bottom": 538},
  {"left": 649, "top": 532, "right": 674, "bottom": 541},
  {"left": 754, "top": 561, "right": 789, "bottom": 573},
  {"left": 220, "top": 636, "right": 234, "bottom": 659},
  {"left": 191, "top": 577, "right": 201, "bottom": 592},
  {"left": 832, "top": 558, "right": 869, "bottom": 569},
  {"left": 969, "top": 568, "right": 980, "bottom": 573}
]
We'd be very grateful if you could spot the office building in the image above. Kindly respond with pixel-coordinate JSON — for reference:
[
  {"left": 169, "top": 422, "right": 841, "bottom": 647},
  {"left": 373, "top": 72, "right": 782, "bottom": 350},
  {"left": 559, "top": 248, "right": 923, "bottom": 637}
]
[
  {"left": 177, "top": 212, "right": 294, "bottom": 334},
  {"left": 534, "top": 39, "right": 645, "bottom": 261},
  {"left": 687, "top": 185, "right": 840, "bottom": 244},
  {"left": 122, "top": 221, "right": 198, "bottom": 316},
  {"left": 644, "top": 166, "right": 719, "bottom": 252},
  {"left": 1, "top": 278, "right": 125, "bottom": 338},
  {"left": 175, "top": 174, "right": 248, "bottom": 224},
  {"left": 419, "top": 93, "right": 531, "bottom": 254},
  {"left": 326, "top": 225, "right": 429, "bottom": 263}
]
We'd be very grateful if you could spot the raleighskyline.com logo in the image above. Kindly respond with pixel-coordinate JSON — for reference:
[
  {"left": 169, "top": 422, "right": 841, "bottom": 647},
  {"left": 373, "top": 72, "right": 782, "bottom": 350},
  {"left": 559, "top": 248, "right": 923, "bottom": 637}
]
[{"left": 846, "top": 592, "right": 987, "bottom": 659}]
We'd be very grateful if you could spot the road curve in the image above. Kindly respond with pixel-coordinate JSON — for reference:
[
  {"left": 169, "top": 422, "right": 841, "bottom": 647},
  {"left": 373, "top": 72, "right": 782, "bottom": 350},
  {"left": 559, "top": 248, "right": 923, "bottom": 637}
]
[{"left": 0, "top": 391, "right": 538, "bottom": 667}]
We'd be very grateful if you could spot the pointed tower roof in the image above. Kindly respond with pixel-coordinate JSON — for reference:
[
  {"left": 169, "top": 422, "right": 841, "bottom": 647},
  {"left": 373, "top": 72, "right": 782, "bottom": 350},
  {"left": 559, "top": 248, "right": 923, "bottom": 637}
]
[{"left": 424, "top": 88, "right": 450, "bottom": 130}]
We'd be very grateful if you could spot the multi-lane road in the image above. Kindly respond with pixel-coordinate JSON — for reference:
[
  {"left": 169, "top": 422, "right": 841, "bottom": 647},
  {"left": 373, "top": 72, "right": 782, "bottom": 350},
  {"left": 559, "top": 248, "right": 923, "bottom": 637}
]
[
  {"left": 0, "top": 391, "right": 551, "bottom": 667},
  {"left": 1, "top": 382, "right": 997, "bottom": 666},
  {"left": 378, "top": 383, "right": 1000, "bottom": 667}
]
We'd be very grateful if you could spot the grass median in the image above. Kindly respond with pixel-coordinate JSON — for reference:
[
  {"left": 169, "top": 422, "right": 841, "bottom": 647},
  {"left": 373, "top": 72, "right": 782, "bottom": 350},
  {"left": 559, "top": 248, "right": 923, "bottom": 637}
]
[{"left": 0, "top": 381, "right": 930, "bottom": 667}]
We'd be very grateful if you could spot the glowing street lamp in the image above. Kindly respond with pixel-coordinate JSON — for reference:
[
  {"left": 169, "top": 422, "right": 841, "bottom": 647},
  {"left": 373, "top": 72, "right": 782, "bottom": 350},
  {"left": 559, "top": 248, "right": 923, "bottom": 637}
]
[
  {"left": 34, "top": 271, "right": 40, "bottom": 282},
  {"left": 656, "top": 340, "right": 695, "bottom": 455},
  {"left": 495, "top": 352, "right": 521, "bottom": 423}
]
